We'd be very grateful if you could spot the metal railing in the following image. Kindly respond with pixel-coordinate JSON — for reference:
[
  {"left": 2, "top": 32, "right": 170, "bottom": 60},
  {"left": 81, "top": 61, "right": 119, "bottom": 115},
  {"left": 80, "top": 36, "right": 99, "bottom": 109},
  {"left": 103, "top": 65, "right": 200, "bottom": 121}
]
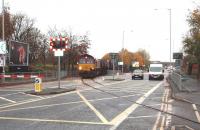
[{"left": 169, "top": 72, "right": 182, "bottom": 90}]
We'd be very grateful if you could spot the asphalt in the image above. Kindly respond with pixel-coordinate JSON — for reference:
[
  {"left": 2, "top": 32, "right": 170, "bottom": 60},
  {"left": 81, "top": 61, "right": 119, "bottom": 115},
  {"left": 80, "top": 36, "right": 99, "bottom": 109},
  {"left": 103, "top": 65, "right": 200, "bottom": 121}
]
[{"left": 0, "top": 74, "right": 167, "bottom": 130}]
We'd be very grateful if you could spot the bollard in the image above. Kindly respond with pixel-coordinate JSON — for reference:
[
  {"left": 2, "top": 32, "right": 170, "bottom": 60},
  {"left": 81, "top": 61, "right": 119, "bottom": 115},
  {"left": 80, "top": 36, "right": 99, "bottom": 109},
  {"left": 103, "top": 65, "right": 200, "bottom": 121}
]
[{"left": 34, "top": 78, "right": 42, "bottom": 92}]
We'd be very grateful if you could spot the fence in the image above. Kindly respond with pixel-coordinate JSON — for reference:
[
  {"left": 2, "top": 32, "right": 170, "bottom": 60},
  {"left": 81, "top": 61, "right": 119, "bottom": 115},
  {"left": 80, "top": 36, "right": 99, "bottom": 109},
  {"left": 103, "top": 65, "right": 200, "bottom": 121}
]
[{"left": 169, "top": 72, "right": 182, "bottom": 90}]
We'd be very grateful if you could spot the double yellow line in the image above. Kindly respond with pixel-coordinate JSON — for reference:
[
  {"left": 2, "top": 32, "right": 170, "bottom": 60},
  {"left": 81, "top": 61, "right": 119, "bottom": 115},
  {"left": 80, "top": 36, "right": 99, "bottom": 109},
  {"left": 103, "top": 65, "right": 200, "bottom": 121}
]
[{"left": 152, "top": 88, "right": 169, "bottom": 130}]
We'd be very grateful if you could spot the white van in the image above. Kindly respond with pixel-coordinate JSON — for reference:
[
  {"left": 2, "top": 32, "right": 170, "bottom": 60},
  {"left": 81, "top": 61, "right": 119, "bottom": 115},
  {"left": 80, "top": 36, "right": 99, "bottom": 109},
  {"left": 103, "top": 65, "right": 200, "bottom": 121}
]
[{"left": 149, "top": 64, "right": 164, "bottom": 80}]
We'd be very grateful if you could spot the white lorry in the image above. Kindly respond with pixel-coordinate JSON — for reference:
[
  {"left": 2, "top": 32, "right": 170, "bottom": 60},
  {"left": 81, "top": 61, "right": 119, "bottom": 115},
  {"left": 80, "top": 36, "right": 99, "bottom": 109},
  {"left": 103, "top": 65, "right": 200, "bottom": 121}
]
[{"left": 149, "top": 64, "right": 164, "bottom": 80}]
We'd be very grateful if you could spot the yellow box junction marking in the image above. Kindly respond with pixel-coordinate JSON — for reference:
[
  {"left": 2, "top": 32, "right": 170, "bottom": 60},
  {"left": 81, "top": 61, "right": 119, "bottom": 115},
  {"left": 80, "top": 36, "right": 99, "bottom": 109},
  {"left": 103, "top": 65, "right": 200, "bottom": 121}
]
[
  {"left": 76, "top": 91, "right": 109, "bottom": 124},
  {"left": 110, "top": 81, "right": 163, "bottom": 130},
  {"left": 0, "top": 116, "right": 111, "bottom": 125}
]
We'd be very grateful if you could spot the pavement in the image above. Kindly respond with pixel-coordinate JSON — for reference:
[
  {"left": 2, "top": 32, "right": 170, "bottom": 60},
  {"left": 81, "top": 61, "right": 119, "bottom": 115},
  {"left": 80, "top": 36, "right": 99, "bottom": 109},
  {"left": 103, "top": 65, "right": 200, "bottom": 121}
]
[
  {"left": 169, "top": 74, "right": 200, "bottom": 105},
  {"left": 167, "top": 73, "right": 200, "bottom": 129}
]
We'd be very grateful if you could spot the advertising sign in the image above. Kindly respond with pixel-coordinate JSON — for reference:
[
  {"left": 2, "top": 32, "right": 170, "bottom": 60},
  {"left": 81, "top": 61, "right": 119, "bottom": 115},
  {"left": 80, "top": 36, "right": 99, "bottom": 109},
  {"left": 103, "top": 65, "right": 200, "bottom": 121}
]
[
  {"left": 9, "top": 41, "right": 29, "bottom": 66},
  {"left": 0, "top": 41, "right": 6, "bottom": 54},
  {"left": 0, "top": 54, "right": 5, "bottom": 67}
]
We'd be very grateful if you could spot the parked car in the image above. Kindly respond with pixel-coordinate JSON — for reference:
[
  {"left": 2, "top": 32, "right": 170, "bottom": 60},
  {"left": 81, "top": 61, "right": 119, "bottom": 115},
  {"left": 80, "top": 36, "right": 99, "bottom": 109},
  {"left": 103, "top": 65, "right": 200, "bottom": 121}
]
[{"left": 132, "top": 69, "right": 144, "bottom": 80}]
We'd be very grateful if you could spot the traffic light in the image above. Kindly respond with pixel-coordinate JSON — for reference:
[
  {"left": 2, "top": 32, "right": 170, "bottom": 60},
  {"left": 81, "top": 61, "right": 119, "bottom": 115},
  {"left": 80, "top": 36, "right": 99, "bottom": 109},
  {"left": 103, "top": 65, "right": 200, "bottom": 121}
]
[{"left": 50, "top": 37, "right": 68, "bottom": 51}]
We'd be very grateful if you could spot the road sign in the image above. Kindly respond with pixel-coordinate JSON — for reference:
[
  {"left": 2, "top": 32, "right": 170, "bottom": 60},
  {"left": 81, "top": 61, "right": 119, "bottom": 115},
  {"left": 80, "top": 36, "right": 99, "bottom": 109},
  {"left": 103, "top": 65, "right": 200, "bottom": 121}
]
[
  {"left": 34, "top": 78, "right": 42, "bottom": 92},
  {"left": 173, "top": 53, "right": 183, "bottom": 59},
  {"left": 109, "top": 53, "right": 118, "bottom": 59},
  {"left": 54, "top": 50, "right": 64, "bottom": 56},
  {"left": 34, "top": 78, "right": 42, "bottom": 83},
  {"left": 118, "top": 62, "right": 123, "bottom": 65}
]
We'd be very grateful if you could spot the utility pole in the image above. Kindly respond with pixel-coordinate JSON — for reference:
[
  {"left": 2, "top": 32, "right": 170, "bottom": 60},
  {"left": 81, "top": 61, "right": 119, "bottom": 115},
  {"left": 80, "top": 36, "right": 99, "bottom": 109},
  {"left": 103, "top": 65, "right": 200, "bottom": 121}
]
[
  {"left": 122, "top": 30, "right": 124, "bottom": 74},
  {"left": 2, "top": 0, "right": 5, "bottom": 81},
  {"left": 169, "top": 9, "right": 172, "bottom": 67}
]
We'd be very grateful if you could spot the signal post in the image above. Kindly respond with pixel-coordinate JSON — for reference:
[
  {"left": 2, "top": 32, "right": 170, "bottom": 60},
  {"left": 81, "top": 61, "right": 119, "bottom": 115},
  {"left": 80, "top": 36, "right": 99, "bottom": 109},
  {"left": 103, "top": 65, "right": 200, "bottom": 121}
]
[{"left": 50, "top": 37, "right": 69, "bottom": 88}]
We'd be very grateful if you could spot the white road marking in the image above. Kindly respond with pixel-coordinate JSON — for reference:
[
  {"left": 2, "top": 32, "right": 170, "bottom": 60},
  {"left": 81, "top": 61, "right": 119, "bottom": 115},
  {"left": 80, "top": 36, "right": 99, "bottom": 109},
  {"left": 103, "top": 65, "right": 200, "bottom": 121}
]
[
  {"left": 0, "top": 116, "right": 111, "bottom": 125},
  {"left": 127, "top": 115, "right": 161, "bottom": 119},
  {"left": 192, "top": 104, "right": 200, "bottom": 123},
  {"left": 0, "top": 97, "right": 16, "bottom": 103},
  {"left": 0, "top": 91, "right": 76, "bottom": 109},
  {"left": 171, "top": 125, "right": 195, "bottom": 130},
  {"left": 77, "top": 91, "right": 109, "bottom": 124},
  {"left": 0, "top": 93, "right": 141, "bottom": 113},
  {"left": 0, "top": 92, "right": 22, "bottom": 97},
  {"left": 109, "top": 81, "right": 163, "bottom": 130},
  {"left": 22, "top": 92, "right": 45, "bottom": 99}
]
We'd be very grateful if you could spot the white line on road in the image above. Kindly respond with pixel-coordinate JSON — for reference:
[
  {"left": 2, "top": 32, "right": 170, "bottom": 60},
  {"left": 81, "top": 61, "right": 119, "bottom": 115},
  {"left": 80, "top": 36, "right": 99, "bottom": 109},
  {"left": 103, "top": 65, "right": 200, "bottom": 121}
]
[
  {"left": 127, "top": 115, "right": 162, "bottom": 119},
  {"left": 0, "top": 93, "right": 141, "bottom": 113},
  {"left": 0, "top": 116, "right": 112, "bottom": 125},
  {"left": 22, "top": 92, "right": 45, "bottom": 99},
  {"left": 109, "top": 81, "right": 163, "bottom": 130},
  {"left": 192, "top": 104, "right": 200, "bottom": 123},
  {"left": 77, "top": 91, "right": 109, "bottom": 124},
  {"left": 0, "top": 91, "right": 76, "bottom": 109},
  {"left": 0, "top": 97, "right": 16, "bottom": 103}
]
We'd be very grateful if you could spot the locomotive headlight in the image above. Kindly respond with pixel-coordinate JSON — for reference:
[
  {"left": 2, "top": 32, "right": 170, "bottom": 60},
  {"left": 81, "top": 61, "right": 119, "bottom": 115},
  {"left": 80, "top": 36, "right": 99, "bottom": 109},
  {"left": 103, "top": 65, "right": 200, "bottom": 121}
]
[
  {"left": 91, "top": 67, "right": 94, "bottom": 70},
  {"left": 79, "top": 66, "right": 82, "bottom": 70}
]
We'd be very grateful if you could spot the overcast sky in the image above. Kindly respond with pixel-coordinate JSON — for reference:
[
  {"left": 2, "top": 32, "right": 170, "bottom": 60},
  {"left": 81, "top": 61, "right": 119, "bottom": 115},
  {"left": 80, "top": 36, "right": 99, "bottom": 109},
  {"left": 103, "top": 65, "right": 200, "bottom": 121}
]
[{"left": 4, "top": 0, "right": 198, "bottom": 61}]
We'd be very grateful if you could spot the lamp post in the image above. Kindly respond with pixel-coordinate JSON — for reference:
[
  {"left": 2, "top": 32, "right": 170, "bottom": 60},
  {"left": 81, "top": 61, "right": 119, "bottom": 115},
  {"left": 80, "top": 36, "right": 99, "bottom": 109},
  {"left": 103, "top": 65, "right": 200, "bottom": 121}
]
[
  {"left": 122, "top": 30, "right": 125, "bottom": 74},
  {"left": 169, "top": 9, "right": 172, "bottom": 67},
  {"left": 121, "top": 30, "right": 133, "bottom": 74},
  {"left": 154, "top": 9, "right": 172, "bottom": 66},
  {"left": 2, "top": 0, "right": 5, "bottom": 81}
]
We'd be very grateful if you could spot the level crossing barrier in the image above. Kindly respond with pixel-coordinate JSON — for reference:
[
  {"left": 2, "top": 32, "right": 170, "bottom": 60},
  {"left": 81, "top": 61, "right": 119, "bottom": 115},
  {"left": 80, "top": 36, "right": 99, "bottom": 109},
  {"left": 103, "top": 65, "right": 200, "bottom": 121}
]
[{"left": 0, "top": 71, "right": 68, "bottom": 84}]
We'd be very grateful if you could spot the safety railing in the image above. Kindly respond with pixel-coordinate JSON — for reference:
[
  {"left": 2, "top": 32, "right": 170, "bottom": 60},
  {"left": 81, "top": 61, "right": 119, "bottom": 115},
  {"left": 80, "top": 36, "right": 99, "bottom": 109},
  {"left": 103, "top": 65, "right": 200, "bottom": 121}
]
[{"left": 169, "top": 71, "right": 182, "bottom": 90}]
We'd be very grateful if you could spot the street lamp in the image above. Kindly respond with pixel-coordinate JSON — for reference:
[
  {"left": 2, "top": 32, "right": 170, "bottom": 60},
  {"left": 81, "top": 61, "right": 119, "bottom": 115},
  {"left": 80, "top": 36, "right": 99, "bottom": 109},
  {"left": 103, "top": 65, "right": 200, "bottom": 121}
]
[
  {"left": 154, "top": 9, "right": 172, "bottom": 66},
  {"left": 122, "top": 30, "right": 133, "bottom": 74},
  {"left": 2, "top": 0, "right": 5, "bottom": 81}
]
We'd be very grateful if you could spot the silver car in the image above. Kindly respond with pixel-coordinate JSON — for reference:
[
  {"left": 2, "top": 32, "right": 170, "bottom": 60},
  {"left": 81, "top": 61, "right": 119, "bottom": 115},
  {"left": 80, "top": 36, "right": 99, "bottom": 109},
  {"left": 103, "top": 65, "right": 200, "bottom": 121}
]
[{"left": 132, "top": 69, "right": 144, "bottom": 80}]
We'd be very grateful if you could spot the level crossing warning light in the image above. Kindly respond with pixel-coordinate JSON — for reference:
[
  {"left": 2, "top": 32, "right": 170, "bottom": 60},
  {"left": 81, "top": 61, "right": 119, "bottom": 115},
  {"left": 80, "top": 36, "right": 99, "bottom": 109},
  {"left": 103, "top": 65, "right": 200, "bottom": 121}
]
[
  {"left": 34, "top": 78, "right": 42, "bottom": 92},
  {"left": 50, "top": 37, "right": 69, "bottom": 52}
]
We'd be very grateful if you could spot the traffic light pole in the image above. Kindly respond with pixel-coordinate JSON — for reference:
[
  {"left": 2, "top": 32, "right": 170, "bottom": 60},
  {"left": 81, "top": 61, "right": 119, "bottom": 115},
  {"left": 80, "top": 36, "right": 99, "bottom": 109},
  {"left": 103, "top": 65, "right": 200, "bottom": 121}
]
[{"left": 58, "top": 56, "right": 61, "bottom": 89}]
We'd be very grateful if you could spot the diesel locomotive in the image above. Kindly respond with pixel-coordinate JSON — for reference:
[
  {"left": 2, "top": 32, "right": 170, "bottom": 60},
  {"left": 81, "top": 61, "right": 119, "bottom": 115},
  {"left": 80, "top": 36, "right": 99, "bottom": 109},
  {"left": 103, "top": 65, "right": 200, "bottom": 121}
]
[{"left": 77, "top": 54, "right": 107, "bottom": 78}]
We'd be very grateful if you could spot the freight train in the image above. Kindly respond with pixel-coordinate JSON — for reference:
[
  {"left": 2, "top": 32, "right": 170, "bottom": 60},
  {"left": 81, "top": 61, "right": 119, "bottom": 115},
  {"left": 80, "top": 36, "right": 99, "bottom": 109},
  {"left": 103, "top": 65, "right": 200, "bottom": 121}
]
[{"left": 77, "top": 54, "right": 107, "bottom": 78}]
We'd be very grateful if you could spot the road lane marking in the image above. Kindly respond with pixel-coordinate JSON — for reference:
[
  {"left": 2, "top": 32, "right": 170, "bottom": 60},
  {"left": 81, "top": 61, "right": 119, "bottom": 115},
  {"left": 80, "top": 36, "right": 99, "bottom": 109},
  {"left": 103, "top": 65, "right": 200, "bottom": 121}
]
[
  {"left": 0, "top": 92, "right": 22, "bottom": 97},
  {"left": 171, "top": 125, "right": 195, "bottom": 130},
  {"left": 0, "top": 116, "right": 112, "bottom": 125},
  {"left": 127, "top": 115, "right": 162, "bottom": 119},
  {"left": 0, "top": 93, "right": 141, "bottom": 113},
  {"left": 22, "top": 92, "right": 45, "bottom": 99},
  {"left": 0, "top": 97, "right": 16, "bottom": 103},
  {"left": 171, "top": 126, "right": 175, "bottom": 130},
  {"left": 160, "top": 116, "right": 166, "bottom": 130},
  {"left": 77, "top": 91, "right": 109, "bottom": 124},
  {"left": 153, "top": 87, "right": 169, "bottom": 130},
  {"left": 0, "top": 91, "right": 76, "bottom": 109},
  {"left": 110, "top": 81, "right": 163, "bottom": 130},
  {"left": 152, "top": 88, "right": 166, "bottom": 130},
  {"left": 192, "top": 104, "right": 200, "bottom": 123}
]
